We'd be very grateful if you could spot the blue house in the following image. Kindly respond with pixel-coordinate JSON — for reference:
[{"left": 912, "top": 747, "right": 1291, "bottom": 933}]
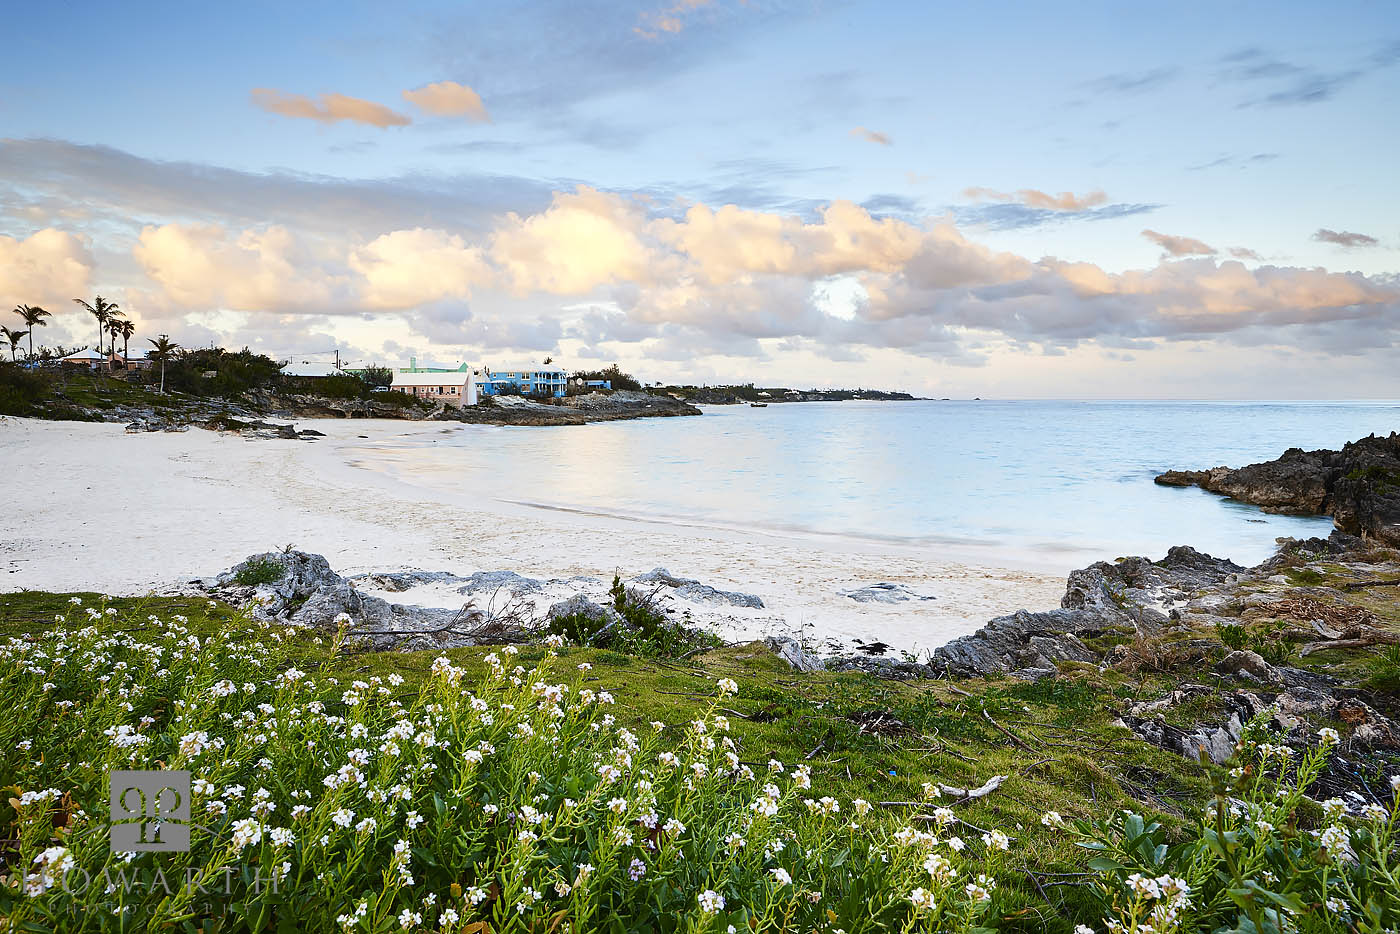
[{"left": 478, "top": 367, "right": 568, "bottom": 398}]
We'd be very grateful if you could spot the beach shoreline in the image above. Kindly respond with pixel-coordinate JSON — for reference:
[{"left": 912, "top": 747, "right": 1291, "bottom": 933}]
[{"left": 2, "top": 415, "right": 1064, "bottom": 652}]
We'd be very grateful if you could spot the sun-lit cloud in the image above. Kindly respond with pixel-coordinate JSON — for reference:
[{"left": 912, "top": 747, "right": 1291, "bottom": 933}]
[
  {"left": 133, "top": 223, "right": 344, "bottom": 311},
  {"left": 1313, "top": 228, "right": 1379, "bottom": 248},
  {"left": 0, "top": 228, "right": 94, "bottom": 309},
  {"left": 1141, "top": 228, "right": 1217, "bottom": 257},
  {"left": 850, "top": 126, "right": 892, "bottom": 146},
  {"left": 964, "top": 187, "right": 1108, "bottom": 212},
  {"left": 350, "top": 228, "right": 491, "bottom": 308},
  {"left": 634, "top": 0, "right": 715, "bottom": 38},
  {"left": 401, "top": 81, "right": 491, "bottom": 122},
  {"left": 250, "top": 88, "right": 411, "bottom": 128}
]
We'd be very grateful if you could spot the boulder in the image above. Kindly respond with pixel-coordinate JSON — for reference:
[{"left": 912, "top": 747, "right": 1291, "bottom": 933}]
[
  {"left": 633, "top": 568, "right": 765, "bottom": 608},
  {"left": 458, "top": 570, "right": 546, "bottom": 596},
  {"left": 839, "top": 582, "right": 936, "bottom": 604},
  {"left": 546, "top": 593, "right": 619, "bottom": 625},
  {"left": 765, "top": 635, "right": 825, "bottom": 672},
  {"left": 1214, "top": 649, "right": 1276, "bottom": 683}
]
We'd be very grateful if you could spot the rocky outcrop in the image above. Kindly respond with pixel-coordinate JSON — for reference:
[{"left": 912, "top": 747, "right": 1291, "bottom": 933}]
[
  {"left": 440, "top": 391, "right": 700, "bottom": 426},
  {"left": 1156, "top": 432, "right": 1400, "bottom": 546},
  {"left": 928, "top": 546, "right": 1242, "bottom": 677},
  {"left": 205, "top": 551, "right": 498, "bottom": 650},
  {"left": 634, "top": 568, "right": 765, "bottom": 608},
  {"left": 840, "top": 582, "right": 936, "bottom": 604}
]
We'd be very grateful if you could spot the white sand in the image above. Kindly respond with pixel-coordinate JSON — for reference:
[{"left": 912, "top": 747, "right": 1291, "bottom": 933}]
[{"left": 0, "top": 416, "right": 1064, "bottom": 653}]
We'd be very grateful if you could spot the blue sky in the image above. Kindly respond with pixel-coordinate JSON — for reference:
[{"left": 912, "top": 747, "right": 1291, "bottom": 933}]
[{"left": 2, "top": 0, "right": 1398, "bottom": 396}]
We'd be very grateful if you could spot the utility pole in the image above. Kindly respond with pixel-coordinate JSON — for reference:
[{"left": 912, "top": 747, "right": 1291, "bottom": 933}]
[{"left": 335, "top": 349, "right": 341, "bottom": 371}]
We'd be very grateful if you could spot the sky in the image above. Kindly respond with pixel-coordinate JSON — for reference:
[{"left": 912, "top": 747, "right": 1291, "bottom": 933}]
[{"left": 2, "top": 0, "right": 1398, "bottom": 398}]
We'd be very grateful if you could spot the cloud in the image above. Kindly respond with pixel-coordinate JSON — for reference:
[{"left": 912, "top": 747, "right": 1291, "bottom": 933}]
[
  {"left": 964, "top": 187, "right": 1108, "bottom": 212},
  {"left": 402, "top": 81, "right": 491, "bottom": 121},
  {"left": 133, "top": 224, "right": 347, "bottom": 312},
  {"left": 634, "top": 0, "right": 715, "bottom": 38},
  {"left": 956, "top": 187, "right": 1154, "bottom": 230},
  {"left": 1084, "top": 66, "right": 1179, "bottom": 95},
  {"left": 0, "top": 228, "right": 94, "bottom": 309},
  {"left": 850, "top": 126, "right": 892, "bottom": 146},
  {"left": 1141, "top": 229, "right": 1217, "bottom": 257},
  {"left": 1221, "top": 42, "right": 1400, "bottom": 107},
  {"left": 250, "top": 89, "right": 411, "bottom": 127},
  {"left": 7, "top": 139, "right": 1399, "bottom": 371},
  {"left": 1228, "top": 247, "right": 1264, "bottom": 261},
  {"left": 1313, "top": 228, "right": 1379, "bottom": 248},
  {"left": 351, "top": 229, "right": 492, "bottom": 308}
]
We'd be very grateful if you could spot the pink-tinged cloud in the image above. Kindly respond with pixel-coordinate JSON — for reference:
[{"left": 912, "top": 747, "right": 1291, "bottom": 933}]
[
  {"left": 1313, "top": 228, "right": 1378, "bottom": 248},
  {"left": 250, "top": 88, "right": 411, "bottom": 128},
  {"left": 850, "top": 126, "right": 893, "bottom": 146},
  {"left": 402, "top": 81, "right": 491, "bottom": 122},
  {"left": 634, "top": 0, "right": 715, "bottom": 38},
  {"left": 1141, "top": 228, "right": 1217, "bottom": 257},
  {"left": 1228, "top": 246, "right": 1263, "bottom": 261},
  {"left": 963, "top": 187, "right": 1108, "bottom": 211}
]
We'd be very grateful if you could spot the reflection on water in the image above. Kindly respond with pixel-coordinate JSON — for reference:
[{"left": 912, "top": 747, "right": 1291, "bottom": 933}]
[{"left": 353, "top": 400, "right": 1398, "bottom": 568}]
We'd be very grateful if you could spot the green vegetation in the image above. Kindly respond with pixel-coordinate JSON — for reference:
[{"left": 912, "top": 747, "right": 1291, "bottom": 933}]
[
  {"left": 572, "top": 364, "right": 642, "bottom": 392},
  {"left": 1215, "top": 620, "right": 1248, "bottom": 651},
  {"left": 2, "top": 542, "right": 1399, "bottom": 932},
  {"left": 232, "top": 556, "right": 287, "bottom": 587}
]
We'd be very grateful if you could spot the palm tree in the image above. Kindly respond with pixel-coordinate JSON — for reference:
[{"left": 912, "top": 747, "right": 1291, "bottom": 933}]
[
  {"left": 115, "top": 319, "right": 136, "bottom": 366},
  {"left": 2, "top": 326, "right": 28, "bottom": 362},
  {"left": 148, "top": 334, "right": 179, "bottom": 394},
  {"left": 73, "top": 295, "right": 121, "bottom": 368},
  {"left": 13, "top": 305, "right": 51, "bottom": 359}
]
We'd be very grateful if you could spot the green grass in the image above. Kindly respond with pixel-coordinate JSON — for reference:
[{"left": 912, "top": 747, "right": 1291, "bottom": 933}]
[
  {"left": 232, "top": 557, "right": 287, "bottom": 587},
  {"left": 0, "top": 590, "right": 1221, "bottom": 931}
]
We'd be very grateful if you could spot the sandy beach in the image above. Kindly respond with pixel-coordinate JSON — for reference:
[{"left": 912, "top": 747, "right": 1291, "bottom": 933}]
[{"left": 1, "top": 415, "right": 1063, "bottom": 652}]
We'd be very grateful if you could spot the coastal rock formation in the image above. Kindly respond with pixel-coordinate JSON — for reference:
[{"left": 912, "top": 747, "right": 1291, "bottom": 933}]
[
  {"left": 928, "top": 545, "right": 1242, "bottom": 677},
  {"left": 633, "top": 568, "right": 765, "bottom": 608},
  {"left": 839, "top": 582, "right": 936, "bottom": 604},
  {"left": 206, "top": 551, "right": 492, "bottom": 650},
  {"left": 1156, "top": 432, "right": 1400, "bottom": 546}
]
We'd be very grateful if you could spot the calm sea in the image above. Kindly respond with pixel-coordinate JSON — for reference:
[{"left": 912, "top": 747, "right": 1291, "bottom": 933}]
[{"left": 367, "top": 400, "right": 1400, "bottom": 571}]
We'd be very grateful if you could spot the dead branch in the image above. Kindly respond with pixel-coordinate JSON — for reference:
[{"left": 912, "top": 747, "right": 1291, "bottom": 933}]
[{"left": 982, "top": 708, "right": 1039, "bottom": 753}]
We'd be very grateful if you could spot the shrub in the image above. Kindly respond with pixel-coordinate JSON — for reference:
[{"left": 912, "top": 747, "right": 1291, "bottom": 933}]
[
  {"left": 606, "top": 575, "right": 721, "bottom": 659},
  {"left": 1216, "top": 621, "right": 1248, "bottom": 651},
  {"left": 572, "top": 365, "right": 641, "bottom": 392},
  {"left": 0, "top": 361, "right": 53, "bottom": 416},
  {"left": 358, "top": 366, "right": 394, "bottom": 389},
  {"left": 233, "top": 557, "right": 286, "bottom": 586},
  {"left": 161, "top": 348, "right": 284, "bottom": 397},
  {"left": 0, "top": 604, "right": 1009, "bottom": 933},
  {"left": 1072, "top": 714, "right": 1400, "bottom": 932}
]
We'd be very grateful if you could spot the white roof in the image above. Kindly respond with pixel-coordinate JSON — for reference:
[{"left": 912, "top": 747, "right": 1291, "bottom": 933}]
[
  {"left": 392, "top": 370, "right": 473, "bottom": 387},
  {"left": 281, "top": 361, "right": 341, "bottom": 377},
  {"left": 62, "top": 349, "right": 108, "bottom": 361}
]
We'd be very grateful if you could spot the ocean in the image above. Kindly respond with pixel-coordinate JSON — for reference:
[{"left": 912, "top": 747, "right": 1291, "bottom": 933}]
[{"left": 359, "top": 400, "right": 1400, "bottom": 573}]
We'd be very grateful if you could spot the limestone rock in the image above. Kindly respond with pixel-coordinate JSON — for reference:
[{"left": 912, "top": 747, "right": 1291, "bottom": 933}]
[
  {"left": 633, "top": 568, "right": 765, "bottom": 608},
  {"left": 765, "top": 635, "right": 825, "bottom": 672}
]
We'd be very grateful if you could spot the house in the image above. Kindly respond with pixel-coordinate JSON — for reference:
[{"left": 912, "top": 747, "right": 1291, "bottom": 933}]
[
  {"left": 571, "top": 378, "right": 612, "bottom": 390},
  {"left": 478, "top": 367, "right": 568, "bottom": 398},
  {"left": 391, "top": 369, "right": 478, "bottom": 407},
  {"left": 59, "top": 349, "right": 109, "bottom": 369},
  {"left": 281, "top": 359, "right": 342, "bottom": 378}
]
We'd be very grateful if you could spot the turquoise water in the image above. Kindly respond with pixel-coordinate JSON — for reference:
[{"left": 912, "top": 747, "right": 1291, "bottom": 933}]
[{"left": 380, "top": 401, "right": 1400, "bottom": 571}]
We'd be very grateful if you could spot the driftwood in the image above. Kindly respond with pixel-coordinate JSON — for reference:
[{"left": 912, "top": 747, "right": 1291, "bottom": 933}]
[
  {"left": 1342, "top": 579, "right": 1400, "bottom": 591},
  {"left": 982, "top": 708, "right": 1039, "bottom": 753},
  {"left": 1300, "top": 632, "right": 1400, "bottom": 656}
]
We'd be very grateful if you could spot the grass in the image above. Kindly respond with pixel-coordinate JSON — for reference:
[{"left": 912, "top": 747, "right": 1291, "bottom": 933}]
[
  {"left": 3, "top": 565, "right": 1398, "bottom": 931},
  {"left": 0, "top": 591, "right": 1219, "bottom": 932},
  {"left": 232, "top": 557, "right": 288, "bottom": 587}
]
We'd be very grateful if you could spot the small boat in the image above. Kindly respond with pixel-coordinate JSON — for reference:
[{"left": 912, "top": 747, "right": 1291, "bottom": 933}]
[{"left": 749, "top": 402, "right": 767, "bottom": 407}]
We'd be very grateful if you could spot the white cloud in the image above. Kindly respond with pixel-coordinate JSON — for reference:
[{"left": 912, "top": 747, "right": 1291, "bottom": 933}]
[{"left": 0, "top": 228, "right": 94, "bottom": 309}]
